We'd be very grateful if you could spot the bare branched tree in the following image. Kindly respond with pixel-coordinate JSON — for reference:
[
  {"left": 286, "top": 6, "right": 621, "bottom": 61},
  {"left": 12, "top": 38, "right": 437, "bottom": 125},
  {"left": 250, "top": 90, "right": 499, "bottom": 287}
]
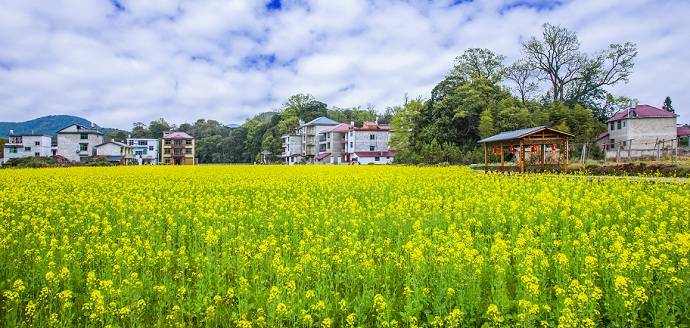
[{"left": 505, "top": 60, "right": 539, "bottom": 104}]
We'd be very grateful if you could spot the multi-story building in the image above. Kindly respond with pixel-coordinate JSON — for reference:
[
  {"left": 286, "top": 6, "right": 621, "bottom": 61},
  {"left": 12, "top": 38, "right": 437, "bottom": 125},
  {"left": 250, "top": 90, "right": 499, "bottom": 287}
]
[
  {"left": 296, "top": 117, "right": 340, "bottom": 163},
  {"left": 56, "top": 124, "right": 104, "bottom": 162},
  {"left": 315, "top": 123, "right": 350, "bottom": 164},
  {"left": 281, "top": 133, "right": 303, "bottom": 165},
  {"left": 2, "top": 132, "right": 52, "bottom": 163},
  {"left": 345, "top": 121, "right": 395, "bottom": 164},
  {"left": 126, "top": 138, "right": 159, "bottom": 165},
  {"left": 95, "top": 140, "right": 134, "bottom": 164},
  {"left": 282, "top": 118, "right": 395, "bottom": 165},
  {"left": 598, "top": 104, "right": 677, "bottom": 158},
  {"left": 161, "top": 131, "right": 195, "bottom": 165}
]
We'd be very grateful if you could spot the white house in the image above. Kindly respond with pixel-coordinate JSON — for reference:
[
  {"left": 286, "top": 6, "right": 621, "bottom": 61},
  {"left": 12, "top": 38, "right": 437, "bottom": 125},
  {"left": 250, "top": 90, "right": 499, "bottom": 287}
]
[
  {"left": 2, "top": 132, "right": 52, "bottom": 164},
  {"left": 598, "top": 104, "right": 677, "bottom": 159},
  {"left": 95, "top": 140, "right": 134, "bottom": 164},
  {"left": 281, "top": 133, "right": 303, "bottom": 165},
  {"left": 56, "top": 124, "right": 104, "bottom": 162},
  {"left": 126, "top": 138, "right": 159, "bottom": 164}
]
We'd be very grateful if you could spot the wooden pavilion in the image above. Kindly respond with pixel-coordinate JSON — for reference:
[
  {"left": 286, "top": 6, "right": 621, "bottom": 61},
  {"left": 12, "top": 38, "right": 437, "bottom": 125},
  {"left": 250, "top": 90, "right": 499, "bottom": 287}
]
[{"left": 478, "top": 126, "right": 574, "bottom": 173}]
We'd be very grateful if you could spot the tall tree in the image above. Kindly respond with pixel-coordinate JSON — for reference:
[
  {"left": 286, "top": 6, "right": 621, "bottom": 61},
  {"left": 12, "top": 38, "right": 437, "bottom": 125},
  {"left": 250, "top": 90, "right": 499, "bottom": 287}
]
[
  {"left": 662, "top": 96, "right": 674, "bottom": 112},
  {"left": 478, "top": 109, "right": 495, "bottom": 139},
  {"left": 449, "top": 48, "right": 506, "bottom": 83},
  {"left": 522, "top": 23, "right": 637, "bottom": 107},
  {"left": 505, "top": 60, "right": 538, "bottom": 104},
  {"left": 148, "top": 118, "right": 172, "bottom": 139}
]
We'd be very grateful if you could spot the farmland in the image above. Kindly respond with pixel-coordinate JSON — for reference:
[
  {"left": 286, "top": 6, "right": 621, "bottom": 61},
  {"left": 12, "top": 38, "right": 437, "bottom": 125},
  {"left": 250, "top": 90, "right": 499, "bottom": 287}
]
[{"left": 0, "top": 166, "right": 689, "bottom": 327}]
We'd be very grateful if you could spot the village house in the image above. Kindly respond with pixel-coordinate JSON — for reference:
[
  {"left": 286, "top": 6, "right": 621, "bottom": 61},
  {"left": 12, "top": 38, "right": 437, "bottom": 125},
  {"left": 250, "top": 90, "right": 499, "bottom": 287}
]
[
  {"left": 596, "top": 104, "right": 678, "bottom": 158},
  {"left": 315, "top": 123, "right": 350, "bottom": 164},
  {"left": 282, "top": 117, "right": 396, "bottom": 165},
  {"left": 345, "top": 121, "right": 395, "bottom": 164},
  {"left": 281, "top": 133, "right": 303, "bottom": 165},
  {"left": 126, "top": 138, "right": 159, "bottom": 165},
  {"left": 95, "top": 140, "right": 134, "bottom": 164},
  {"left": 161, "top": 131, "right": 195, "bottom": 165},
  {"left": 296, "top": 117, "right": 340, "bottom": 163},
  {"left": 2, "top": 131, "right": 52, "bottom": 164},
  {"left": 56, "top": 124, "right": 104, "bottom": 162}
]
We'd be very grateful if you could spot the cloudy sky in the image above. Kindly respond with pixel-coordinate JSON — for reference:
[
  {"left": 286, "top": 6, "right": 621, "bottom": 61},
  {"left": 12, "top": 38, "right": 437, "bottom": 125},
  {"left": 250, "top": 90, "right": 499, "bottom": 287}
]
[{"left": 1, "top": 0, "right": 688, "bottom": 129}]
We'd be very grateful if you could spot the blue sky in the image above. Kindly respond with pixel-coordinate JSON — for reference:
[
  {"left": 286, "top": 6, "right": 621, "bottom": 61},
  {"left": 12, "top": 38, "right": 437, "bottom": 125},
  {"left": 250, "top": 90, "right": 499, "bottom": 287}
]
[{"left": 0, "top": 0, "right": 688, "bottom": 129}]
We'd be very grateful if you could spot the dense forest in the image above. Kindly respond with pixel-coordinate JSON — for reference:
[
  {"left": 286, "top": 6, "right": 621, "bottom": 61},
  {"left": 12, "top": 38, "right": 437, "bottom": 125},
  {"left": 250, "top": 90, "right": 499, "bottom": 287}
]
[{"left": 108, "top": 24, "right": 648, "bottom": 164}]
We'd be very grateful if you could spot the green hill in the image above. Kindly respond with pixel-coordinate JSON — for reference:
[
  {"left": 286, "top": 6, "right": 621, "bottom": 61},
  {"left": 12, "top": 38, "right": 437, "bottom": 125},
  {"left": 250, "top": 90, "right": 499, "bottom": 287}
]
[{"left": 0, "top": 115, "right": 105, "bottom": 137}]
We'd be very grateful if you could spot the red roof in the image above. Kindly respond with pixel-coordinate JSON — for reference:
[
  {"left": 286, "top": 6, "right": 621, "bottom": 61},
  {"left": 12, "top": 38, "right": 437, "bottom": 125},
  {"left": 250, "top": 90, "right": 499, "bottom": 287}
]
[
  {"left": 325, "top": 123, "right": 351, "bottom": 133},
  {"left": 353, "top": 150, "right": 396, "bottom": 158},
  {"left": 163, "top": 131, "right": 194, "bottom": 139},
  {"left": 594, "top": 131, "right": 609, "bottom": 141},
  {"left": 315, "top": 152, "right": 331, "bottom": 160},
  {"left": 608, "top": 105, "right": 676, "bottom": 122},
  {"left": 353, "top": 121, "right": 391, "bottom": 131},
  {"left": 678, "top": 126, "right": 690, "bottom": 137}
]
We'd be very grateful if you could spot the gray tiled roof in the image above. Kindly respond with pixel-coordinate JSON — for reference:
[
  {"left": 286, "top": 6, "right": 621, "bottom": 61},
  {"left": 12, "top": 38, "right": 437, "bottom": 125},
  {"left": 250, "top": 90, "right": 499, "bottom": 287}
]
[{"left": 477, "top": 126, "right": 547, "bottom": 143}]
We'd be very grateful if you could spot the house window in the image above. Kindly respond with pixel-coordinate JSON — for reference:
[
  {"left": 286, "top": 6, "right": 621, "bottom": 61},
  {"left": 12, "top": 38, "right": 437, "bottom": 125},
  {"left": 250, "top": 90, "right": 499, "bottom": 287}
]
[
  {"left": 149, "top": 146, "right": 154, "bottom": 151},
  {"left": 375, "top": 157, "right": 380, "bottom": 161},
  {"left": 79, "top": 143, "right": 88, "bottom": 152},
  {"left": 185, "top": 148, "right": 192, "bottom": 154},
  {"left": 610, "top": 122, "right": 614, "bottom": 131},
  {"left": 164, "top": 149, "right": 171, "bottom": 154},
  {"left": 617, "top": 121, "right": 621, "bottom": 129},
  {"left": 610, "top": 139, "right": 615, "bottom": 148},
  {"left": 174, "top": 149, "right": 182, "bottom": 156},
  {"left": 164, "top": 140, "right": 171, "bottom": 145},
  {"left": 622, "top": 141, "right": 627, "bottom": 147},
  {"left": 9, "top": 148, "right": 17, "bottom": 154},
  {"left": 24, "top": 146, "right": 32, "bottom": 151},
  {"left": 142, "top": 149, "right": 148, "bottom": 155},
  {"left": 174, "top": 140, "right": 182, "bottom": 146},
  {"left": 128, "top": 140, "right": 134, "bottom": 145},
  {"left": 35, "top": 141, "right": 40, "bottom": 146},
  {"left": 622, "top": 121, "right": 626, "bottom": 127},
  {"left": 80, "top": 133, "right": 88, "bottom": 140},
  {"left": 138, "top": 140, "right": 147, "bottom": 146},
  {"left": 35, "top": 152, "right": 40, "bottom": 157},
  {"left": 349, "top": 142, "right": 353, "bottom": 148},
  {"left": 369, "top": 146, "right": 375, "bottom": 151},
  {"left": 185, "top": 140, "right": 192, "bottom": 145},
  {"left": 370, "top": 134, "right": 375, "bottom": 140}
]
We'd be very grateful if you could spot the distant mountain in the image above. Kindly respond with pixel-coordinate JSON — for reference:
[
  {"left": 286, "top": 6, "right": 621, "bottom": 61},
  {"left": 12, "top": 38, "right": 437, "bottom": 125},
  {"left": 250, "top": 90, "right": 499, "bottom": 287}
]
[{"left": 0, "top": 115, "right": 107, "bottom": 137}]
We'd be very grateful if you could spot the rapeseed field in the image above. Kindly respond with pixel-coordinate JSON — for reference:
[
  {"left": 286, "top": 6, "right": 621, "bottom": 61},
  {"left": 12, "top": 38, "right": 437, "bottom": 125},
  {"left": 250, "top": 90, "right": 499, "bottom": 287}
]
[{"left": 0, "top": 166, "right": 688, "bottom": 327}]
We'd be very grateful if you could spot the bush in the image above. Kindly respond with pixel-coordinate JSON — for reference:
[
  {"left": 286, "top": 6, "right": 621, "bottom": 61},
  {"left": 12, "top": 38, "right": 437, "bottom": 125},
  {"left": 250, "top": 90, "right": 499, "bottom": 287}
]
[{"left": 3, "top": 157, "right": 58, "bottom": 168}]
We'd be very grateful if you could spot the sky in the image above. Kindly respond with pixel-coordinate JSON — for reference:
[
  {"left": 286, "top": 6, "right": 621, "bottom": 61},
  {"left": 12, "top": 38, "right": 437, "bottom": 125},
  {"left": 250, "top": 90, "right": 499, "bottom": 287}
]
[{"left": 0, "top": 0, "right": 688, "bottom": 130}]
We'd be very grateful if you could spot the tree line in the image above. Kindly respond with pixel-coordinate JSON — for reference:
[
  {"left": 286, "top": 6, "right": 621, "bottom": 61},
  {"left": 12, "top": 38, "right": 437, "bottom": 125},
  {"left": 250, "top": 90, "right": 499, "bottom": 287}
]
[{"left": 105, "top": 23, "right": 676, "bottom": 164}]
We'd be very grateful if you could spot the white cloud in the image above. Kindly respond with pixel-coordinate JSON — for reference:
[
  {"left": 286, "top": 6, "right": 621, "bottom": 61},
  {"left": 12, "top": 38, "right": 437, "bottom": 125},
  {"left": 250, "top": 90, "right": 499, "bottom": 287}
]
[{"left": 0, "top": 0, "right": 688, "bottom": 130}]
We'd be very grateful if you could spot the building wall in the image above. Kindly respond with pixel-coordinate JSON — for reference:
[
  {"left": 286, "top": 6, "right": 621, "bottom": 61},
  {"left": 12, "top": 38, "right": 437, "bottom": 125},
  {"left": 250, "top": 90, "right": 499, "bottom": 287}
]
[
  {"left": 346, "top": 130, "right": 391, "bottom": 153},
  {"left": 96, "top": 143, "right": 130, "bottom": 157},
  {"left": 161, "top": 139, "right": 195, "bottom": 165},
  {"left": 282, "top": 134, "right": 302, "bottom": 165},
  {"left": 352, "top": 155, "right": 394, "bottom": 165},
  {"left": 57, "top": 133, "right": 103, "bottom": 162},
  {"left": 2, "top": 136, "right": 52, "bottom": 163},
  {"left": 607, "top": 117, "right": 677, "bottom": 150},
  {"left": 127, "top": 138, "right": 159, "bottom": 164}
]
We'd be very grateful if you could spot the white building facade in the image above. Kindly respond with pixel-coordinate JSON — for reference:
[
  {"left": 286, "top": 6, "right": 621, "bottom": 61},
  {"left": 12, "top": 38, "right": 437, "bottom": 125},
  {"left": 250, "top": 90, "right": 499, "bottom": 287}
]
[
  {"left": 600, "top": 105, "right": 678, "bottom": 159},
  {"left": 56, "top": 124, "right": 104, "bottom": 162},
  {"left": 95, "top": 141, "right": 134, "bottom": 164},
  {"left": 2, "top": 133, "right": 52, "bottom": 164},
  {"left": 126, "top": 138, "right": 159, "bottom": 164}
]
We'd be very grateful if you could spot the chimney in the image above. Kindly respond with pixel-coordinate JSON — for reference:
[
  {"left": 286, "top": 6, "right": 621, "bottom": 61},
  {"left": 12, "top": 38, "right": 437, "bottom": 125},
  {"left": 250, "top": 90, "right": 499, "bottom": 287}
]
[
  {"left": 9, "top": 129, "right": 14, "bottom": 135},
  {"left": 91, "top": 122, "right": 95, "bottom": 128},
  {"left": 299, "top": 119, "right": 304, "bottom": 125},
  {"left": 350, "top": 121, "right": 354, "bottom": 127}
]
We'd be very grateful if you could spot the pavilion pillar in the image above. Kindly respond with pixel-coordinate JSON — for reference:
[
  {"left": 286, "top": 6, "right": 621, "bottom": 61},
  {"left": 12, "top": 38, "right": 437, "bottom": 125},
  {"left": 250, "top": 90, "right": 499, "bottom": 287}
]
[
  {"left": 519, "top": 141, "right": 525, "bottom": 174},
  {"left": 540, "top": 144, "right": 545, "bottom": 171},
  {"left": 500, "top": 143, "right": 504, "bottom": 172},
  {"left": 483, "top": 143, "right": 488, "bottom": 173},
  {"left": 564, "top": 139, "right": 569, "bottom": 173}
]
